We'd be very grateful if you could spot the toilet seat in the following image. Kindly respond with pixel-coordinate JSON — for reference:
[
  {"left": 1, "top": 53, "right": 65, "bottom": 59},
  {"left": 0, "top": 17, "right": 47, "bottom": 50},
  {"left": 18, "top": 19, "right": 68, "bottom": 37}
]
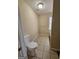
[
  {"left": 27, "top": 41, "right": 38, "bottom": 57},
  {"left": 27, "top": 41, "right": 38, "bottom": 49}
]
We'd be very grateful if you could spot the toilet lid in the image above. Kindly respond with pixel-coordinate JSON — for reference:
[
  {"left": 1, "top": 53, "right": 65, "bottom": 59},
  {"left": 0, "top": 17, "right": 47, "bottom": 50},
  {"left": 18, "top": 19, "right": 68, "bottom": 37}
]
[{"left": 27, "top": 41, "right": 38, "bottom": 49}]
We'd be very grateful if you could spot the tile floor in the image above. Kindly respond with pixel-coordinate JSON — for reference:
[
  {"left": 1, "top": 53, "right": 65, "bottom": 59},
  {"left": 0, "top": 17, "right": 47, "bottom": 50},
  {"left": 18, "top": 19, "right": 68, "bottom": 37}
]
[{"left": 29, "top": 36, "right": 58, "bottom": 59}]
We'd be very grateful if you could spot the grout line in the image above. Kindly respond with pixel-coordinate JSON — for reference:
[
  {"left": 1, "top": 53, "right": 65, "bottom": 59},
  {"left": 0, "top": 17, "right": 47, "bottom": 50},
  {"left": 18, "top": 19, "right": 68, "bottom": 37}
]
[{"left": 42, "top": 44, "right": 44, "bottom": 59}]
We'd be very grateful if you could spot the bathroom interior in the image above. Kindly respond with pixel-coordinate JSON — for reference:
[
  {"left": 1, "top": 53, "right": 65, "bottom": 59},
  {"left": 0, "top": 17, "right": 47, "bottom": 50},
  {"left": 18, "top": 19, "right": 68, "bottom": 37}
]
[{"left": 18, "top": 0, "right": 60, "bottom": 59}]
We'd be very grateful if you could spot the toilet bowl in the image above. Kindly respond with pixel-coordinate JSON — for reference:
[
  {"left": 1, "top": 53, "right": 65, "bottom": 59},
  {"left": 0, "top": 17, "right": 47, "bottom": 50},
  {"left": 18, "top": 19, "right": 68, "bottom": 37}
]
[
  {"left": 24, "top": 35, "right": 38, "bottom": 56},
  {"left": 24, "top": 35, "right": 38, "bottom": 48}
]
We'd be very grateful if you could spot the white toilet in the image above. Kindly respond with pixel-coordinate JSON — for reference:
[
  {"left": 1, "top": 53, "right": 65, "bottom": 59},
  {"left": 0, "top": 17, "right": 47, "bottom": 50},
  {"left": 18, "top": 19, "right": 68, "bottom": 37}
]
[{"left": 24, "top": 35, "right": 38, "bottom": 56}]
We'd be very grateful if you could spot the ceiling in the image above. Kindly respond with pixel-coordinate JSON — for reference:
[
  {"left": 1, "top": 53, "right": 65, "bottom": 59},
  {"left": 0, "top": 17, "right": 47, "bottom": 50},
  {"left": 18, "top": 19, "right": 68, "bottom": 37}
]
[{"left": 24, "top": 0, "right": 53, "bottom": 15}]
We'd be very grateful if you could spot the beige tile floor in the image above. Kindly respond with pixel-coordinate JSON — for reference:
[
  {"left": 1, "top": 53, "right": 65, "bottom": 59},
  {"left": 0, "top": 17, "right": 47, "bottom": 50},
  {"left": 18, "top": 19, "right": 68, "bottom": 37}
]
[{"left": 30, "top": 36, "right": 58, "bottom": 59}]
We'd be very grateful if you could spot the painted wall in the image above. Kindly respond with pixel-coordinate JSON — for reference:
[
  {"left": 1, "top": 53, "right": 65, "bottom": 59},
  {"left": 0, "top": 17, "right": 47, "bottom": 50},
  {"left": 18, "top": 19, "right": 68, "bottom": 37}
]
[
  {"left": 38, "top": 14, "right": 50, "bottom": 36},
  {"left": 19, "top": 0, "right": 39, "bottom": 39}
]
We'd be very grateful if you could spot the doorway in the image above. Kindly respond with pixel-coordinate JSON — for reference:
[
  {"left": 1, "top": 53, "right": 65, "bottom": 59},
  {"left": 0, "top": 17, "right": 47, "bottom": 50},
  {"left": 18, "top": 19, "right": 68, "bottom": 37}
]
[{"left": 18, "top": 0, "right": 60, "bottom": 59}]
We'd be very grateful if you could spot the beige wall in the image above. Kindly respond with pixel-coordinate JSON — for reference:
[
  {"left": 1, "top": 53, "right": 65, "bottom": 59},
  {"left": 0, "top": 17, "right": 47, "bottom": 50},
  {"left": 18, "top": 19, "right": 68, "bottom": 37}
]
[
  {"left": 19, "top": 0, "right": 39, "bottom": 39},
  {"left": 38, "top": 14, "right": 50, "bottom": 36}
]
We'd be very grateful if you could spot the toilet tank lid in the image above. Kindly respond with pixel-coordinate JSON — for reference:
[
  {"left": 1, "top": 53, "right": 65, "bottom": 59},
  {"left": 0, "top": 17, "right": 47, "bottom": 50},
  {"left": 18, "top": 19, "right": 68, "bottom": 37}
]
[{"left": 24, "top": 35, "right": 30, "bottom": 39}]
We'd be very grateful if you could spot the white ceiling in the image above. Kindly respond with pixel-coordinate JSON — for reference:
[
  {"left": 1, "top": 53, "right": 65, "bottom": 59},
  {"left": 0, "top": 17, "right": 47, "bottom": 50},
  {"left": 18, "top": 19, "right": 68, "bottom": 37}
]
[{"left": 24, "top": 0, "right": 53, "bottom": 15}]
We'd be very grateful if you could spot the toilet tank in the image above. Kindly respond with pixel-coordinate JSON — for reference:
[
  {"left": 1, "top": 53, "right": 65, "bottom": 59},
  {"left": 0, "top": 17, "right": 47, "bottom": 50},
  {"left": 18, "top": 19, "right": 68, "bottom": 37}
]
[{"left": 24, "top": 35, "right": 32, "bottom": 46}]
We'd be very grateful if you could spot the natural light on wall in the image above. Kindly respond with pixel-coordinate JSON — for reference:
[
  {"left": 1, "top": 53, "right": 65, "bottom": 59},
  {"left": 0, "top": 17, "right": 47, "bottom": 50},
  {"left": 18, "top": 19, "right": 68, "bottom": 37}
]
[{"left": 49, "top": 17, "right": 52, "bottom": 31}]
